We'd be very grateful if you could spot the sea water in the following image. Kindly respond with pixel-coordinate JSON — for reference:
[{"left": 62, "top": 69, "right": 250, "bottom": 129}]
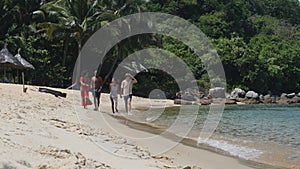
[{"left": 132, "top": 104, "right": 300, "bottom": 168}]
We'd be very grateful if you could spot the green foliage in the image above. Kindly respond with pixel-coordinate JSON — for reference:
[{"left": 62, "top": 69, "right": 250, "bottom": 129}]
[{"left": 0, "top": 0, "right": 300, "bottom": 95}]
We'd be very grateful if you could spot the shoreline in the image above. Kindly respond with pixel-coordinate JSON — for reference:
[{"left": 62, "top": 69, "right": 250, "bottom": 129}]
[
  {"left": 0, "top": 83, "right": 297, "bottom": 169},
  {"left": 107, "top": 111, "right": 290, "bottom": 169}
]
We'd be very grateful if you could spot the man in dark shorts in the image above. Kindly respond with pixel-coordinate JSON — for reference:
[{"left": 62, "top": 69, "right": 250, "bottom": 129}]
[{"left": 91, "top": 70, "right": 102, "bottom": 111}]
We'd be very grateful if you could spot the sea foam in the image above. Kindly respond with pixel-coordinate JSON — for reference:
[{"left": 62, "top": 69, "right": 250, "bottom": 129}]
[{"left": 197, "top": 138, "right": 263, "bottom": 160}]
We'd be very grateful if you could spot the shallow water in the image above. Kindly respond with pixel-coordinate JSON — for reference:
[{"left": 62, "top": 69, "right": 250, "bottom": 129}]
[{"left": 130, "top": 104, "right": 300, "bottom": 168}]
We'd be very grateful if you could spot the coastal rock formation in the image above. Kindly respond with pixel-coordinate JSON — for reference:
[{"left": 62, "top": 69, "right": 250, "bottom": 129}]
[
  {"left": 262, "top": 94, "right": 276, "bottom": 103},
  {"left": 245, "top": 91, "right": 259, "bottom": 99},
  {"left": 225, "top": 99, "right": 237, "bottom": 104},
  {"left": 287, "top": 93, "right": 296, "bottom": 99},
  {"left": 277, "top": 93, "right": 300, "bottom": 104},
  {"left": 208, "top": 87, "right": 225, "bottom": 98},
  {"left": 230, "top": 88, "right": 246, "bottom": 99},
  {"left": 242, "top": 99, "right": 260, "bottom": 104},
  {"left": 176, "top": 88, "right": 205, "bottom": 101},
  {"left": 198, "top": 98, "right": 212, "bottom": 105},
  {"left": 174, "top": 99, "right": 198, "bottom": 105},
  {"left": 280, "top": 93, "right": 288, "bottom": 99},
  {"left": 175, "top": 87, "right": 300, "bottom": 105}
]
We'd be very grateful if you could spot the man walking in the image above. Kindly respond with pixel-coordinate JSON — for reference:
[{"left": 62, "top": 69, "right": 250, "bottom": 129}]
[
  {"left": 91, "top": 70, "right": 102, "bottom": 111},
  {"left": 121, "top": 73, "right": 137, "bottom": 115}
]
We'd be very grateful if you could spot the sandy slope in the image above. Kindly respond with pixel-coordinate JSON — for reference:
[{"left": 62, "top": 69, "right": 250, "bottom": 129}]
[{"left": 0, "top": 83, "right": 256, "bottom": 169}]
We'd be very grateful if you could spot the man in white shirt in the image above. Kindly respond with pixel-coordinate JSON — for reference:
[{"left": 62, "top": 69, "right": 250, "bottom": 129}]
[{"left": 121, "top": 73, "right": 137, "bottom": 115}]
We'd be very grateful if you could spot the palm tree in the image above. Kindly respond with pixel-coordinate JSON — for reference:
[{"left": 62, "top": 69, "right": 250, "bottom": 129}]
[{"left": 36, "top": 0, "right": 107, "bottom": 87}]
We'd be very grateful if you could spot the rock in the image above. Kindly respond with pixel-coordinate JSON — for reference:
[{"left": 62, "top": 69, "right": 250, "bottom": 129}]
[
  {"left": 174, "top": 99, "right": 198, "bottom": 105},
  {"left": 236, "top": 98, "right": 247, "bottom": 102},
  {"left": 176, "top": 88, "right": 205, "bottom": 100},
  {"left": 280, "top": 93, "right": 287, "bottom": 99},
  {"left": 230, "top": 88, "right": 246, "bottom": 99},
  {"left": 198, "top": 99, "right": 212, "bottom": 105},
  {"left": 209, "top": 87, "right": 225, "bottom": 98},
  {"left": 277, "top": 97, "right": 300, "bottom": 104},
  {"left": 262, "top": 94, "right": 273, "bottom": 103},
  {"left": 225, "top": 99, "right": 237, "bottom": 104},
  {"left": 225, "top": 92, "right": 230, "bottom": 99},
  {"left": 183, "top": 166, "right": 201, "bottom": 169},
  {"left": 272, "top": 95, "right": 280, "bottom": 101},
  {"left": 259, "top": 94, "right": 264, "bottom": 101},
  {"left": 245, "top": 91, "right": 259, "bottom": 99},
  {"left": 242, "top": 99, "right": 260, "bottom": 104},
  {"left": 181, "top": 94, "right": 197, "bottom": 101},
  {"left": 286, "top": 93, "right": 296, "bottom": 99},
  {"left": 264, "top": 94, "right": 271, "bottom": 100}
]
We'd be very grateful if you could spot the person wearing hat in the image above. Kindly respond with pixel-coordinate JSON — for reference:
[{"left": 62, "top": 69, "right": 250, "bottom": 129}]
[{"left": 121, "top": 73, "right": 137, "bottom": 115}]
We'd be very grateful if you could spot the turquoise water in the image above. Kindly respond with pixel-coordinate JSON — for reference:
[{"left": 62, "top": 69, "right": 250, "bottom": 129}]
[{"left": 136, "top": 104, "right": 300, "bottom": 167}]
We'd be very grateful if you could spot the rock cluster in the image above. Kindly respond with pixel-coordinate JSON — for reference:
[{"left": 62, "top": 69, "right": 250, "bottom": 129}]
[{"left": 175, "top": 88, "right": 300, "bottom": 105}]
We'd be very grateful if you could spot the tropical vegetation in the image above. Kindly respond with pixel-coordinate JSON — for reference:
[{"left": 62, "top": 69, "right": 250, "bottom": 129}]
[{"left": 1, "top": 0, "right": 299, "bottom": 96}]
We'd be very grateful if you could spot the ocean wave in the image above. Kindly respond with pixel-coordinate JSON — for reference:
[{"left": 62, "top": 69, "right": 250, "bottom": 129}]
[{"left": 197, "top": 137, "right": 263, "bottom": 160}]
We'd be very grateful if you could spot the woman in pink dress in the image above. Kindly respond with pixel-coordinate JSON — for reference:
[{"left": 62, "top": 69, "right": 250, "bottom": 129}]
[{"left": 80, "top": 71, "right": 91, "bottom": 108}]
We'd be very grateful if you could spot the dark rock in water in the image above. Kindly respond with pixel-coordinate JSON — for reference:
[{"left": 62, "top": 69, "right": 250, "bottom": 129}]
[
  {"left": 209, "top": 87, "right": 225, "bottom": 98},
  {"left": 230, "top": 88, "right": 246, "bottom": 99},
  {"left": 225, "top": 99, "right": 237, "bottom": 104},
  {"left": 245, "top": 91, "right": 259, "bottom": 99},
  {"left": 286, "top": 93, "right": 296, "bottom": 99}
]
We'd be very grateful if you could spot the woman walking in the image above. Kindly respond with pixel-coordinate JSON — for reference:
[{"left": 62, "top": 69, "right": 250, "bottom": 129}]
[
  {"left": 109, "top": 78, "right": 119, "bottom": 113},
  {"left": 80, "top": 71, "right": 92, "bottom": 109}
]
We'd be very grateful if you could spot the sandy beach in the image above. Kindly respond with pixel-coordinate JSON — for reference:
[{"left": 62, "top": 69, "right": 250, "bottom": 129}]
[{"left": 0, "top": 83, "right": 261, "bottom": 169}]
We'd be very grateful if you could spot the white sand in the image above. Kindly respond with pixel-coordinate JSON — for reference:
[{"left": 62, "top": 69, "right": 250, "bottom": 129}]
[{"left": 0, "top": 83, "right": 257, "bottom": 169}]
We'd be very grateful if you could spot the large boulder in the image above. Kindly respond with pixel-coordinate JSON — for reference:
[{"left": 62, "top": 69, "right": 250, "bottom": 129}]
[
  {"left": 286, "top": 93, "right": 296, "bottom": 99},
  {"left": 245, "top": 91, "right": 259, "bottom": 99},
  {"left": 280, "top": 93, "right": 287, "bottom": 99},
  {"left": 230, "top": 88, "right": 246, "bottom": 99},
  {"left": 262, "top": 94, "right": 275, "bottom": 103},
  {"left": 209, "top": 87, "right": 225, "bottom": 98}
]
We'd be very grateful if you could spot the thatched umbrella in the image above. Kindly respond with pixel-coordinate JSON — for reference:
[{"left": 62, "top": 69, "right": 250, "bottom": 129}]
[
  {"left": 14, "top": 48, "right": 35, "bottom": 70},
  {"left": 0, "top": 44, "right": 24, "bottom": 83},
  {"left": 14, "top": 48, "right": 35, "bottom": 92},
  {"left": 0, "top": 44, "right": 24, "bottom": 69}
]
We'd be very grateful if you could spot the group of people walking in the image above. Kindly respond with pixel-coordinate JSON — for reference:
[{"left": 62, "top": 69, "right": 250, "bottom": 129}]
[{"left": 80, "top": 71, "right": 137, "bottom": 115}]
